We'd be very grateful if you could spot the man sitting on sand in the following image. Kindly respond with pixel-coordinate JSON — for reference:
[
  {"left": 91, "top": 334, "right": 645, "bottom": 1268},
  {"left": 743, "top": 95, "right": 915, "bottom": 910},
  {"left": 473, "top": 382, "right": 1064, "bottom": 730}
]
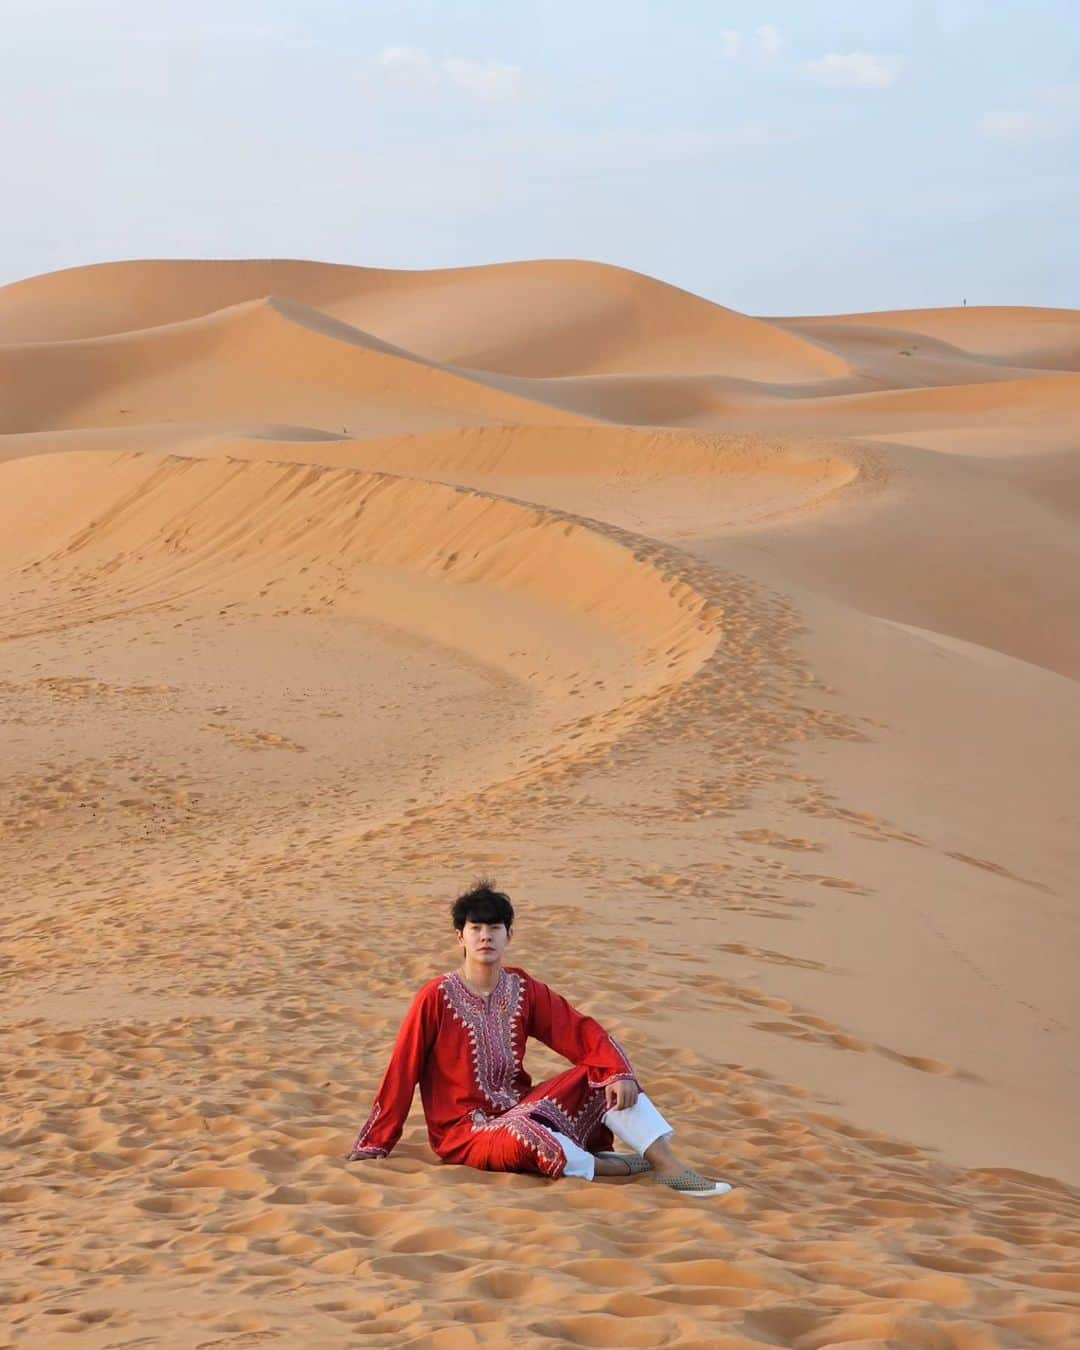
[{"left": 347, "top": 881, "right": 733, "bottom": 1197}]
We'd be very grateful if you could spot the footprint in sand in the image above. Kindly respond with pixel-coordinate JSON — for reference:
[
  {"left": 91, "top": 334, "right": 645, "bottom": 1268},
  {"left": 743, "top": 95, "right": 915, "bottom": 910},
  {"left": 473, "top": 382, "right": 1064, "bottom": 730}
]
[
  {"left": 735, "top": 828, "right": 824, "bottom": 851},
  {"left": 201, "top": 721, "right": 307, "bottom": 752}
]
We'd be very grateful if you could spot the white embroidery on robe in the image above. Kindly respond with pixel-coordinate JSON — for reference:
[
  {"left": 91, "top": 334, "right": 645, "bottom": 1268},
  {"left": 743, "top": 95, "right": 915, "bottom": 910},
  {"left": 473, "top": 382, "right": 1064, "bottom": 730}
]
[
  {"left": 351, "top": 1102, "right": 386, "bottom": 1155},
  {"left": 440, "top": 969, "right": 525, "bottom": 1111},
  {"left": 468, "top": 1080, "right": 610, "bottom": 1176},
  {"left": 469, "top": 1106, "right": 566, "bottom": 1177},
  {"left": 521, "top": 1090, "right": 609, "bottom": 1147},
  {"left": 590, "top": 1032, "right": 636, "bottom": 1088}
]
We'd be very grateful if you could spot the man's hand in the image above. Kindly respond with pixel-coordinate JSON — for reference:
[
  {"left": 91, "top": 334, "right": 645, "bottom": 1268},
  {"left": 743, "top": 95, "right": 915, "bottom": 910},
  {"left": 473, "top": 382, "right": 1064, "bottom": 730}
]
[{"left": 604, "top": 1079, "right": 639, "bottom": 1112}]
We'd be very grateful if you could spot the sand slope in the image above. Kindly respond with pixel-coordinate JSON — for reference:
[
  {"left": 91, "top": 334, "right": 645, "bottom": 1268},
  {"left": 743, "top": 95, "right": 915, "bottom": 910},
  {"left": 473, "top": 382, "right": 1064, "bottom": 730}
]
[
  {"left": 1, "top": 257, "right": 1078, "bottom": 1349},
  {"left": 781, "top": 305, "right": 1080, "bottom": 371},
  {"left": 0, "top": 295, "right": 586, "bottom": 439},
  {"left": 0, "top": 257, "right": 851, "bottom": 380}
]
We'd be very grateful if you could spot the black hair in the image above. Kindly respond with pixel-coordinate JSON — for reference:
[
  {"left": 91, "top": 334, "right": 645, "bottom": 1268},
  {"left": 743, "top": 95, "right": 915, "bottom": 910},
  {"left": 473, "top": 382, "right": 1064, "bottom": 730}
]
[{"left": 451, "top": 879, "right": 514, "bottom": 933}]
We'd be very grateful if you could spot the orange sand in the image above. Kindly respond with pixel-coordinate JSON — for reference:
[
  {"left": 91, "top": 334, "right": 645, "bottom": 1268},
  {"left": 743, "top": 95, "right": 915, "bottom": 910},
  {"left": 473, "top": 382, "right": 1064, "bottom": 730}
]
[{"left": 1, "top": 258, "right": 1077, "bottom": 1348}]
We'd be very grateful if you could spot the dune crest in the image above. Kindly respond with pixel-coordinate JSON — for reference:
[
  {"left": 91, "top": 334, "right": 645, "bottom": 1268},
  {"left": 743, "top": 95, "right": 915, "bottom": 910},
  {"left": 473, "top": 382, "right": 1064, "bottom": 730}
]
[
  {"left": 0, "top": 256, "right": 851, "bottom": 380},
  {"left": 1, "top": 447, "right": 716, "bottom": 662},
  {"left": 782, "top": 304, "right": 1080, "bottom": 371},
  {"left": 0, "top": 292, "right": 587, "bottom": 438}
]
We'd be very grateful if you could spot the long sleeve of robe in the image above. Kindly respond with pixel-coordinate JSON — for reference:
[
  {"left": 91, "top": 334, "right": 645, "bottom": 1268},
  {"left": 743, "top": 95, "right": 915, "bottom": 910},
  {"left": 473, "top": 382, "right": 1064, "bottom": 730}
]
[
  {"left": 349, "top": 965, "right": 638, "bottom": 1177},
  {"left": 526, "top": 976, "right": 637, "bottom": 1089}
]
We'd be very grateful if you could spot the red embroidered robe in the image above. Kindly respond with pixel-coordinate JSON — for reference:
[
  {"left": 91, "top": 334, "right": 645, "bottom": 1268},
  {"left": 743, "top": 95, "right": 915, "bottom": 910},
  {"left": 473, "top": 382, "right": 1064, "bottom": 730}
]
[{"left": 350, "top": 965, "right": 637, "bottom": 1178}]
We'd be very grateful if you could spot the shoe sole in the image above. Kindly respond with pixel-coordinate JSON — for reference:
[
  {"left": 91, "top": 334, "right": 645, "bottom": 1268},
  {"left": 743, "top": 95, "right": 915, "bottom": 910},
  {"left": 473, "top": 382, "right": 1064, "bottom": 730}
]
[{"left": 660, "top": 1182, "right": 734, "bottom": 1196}]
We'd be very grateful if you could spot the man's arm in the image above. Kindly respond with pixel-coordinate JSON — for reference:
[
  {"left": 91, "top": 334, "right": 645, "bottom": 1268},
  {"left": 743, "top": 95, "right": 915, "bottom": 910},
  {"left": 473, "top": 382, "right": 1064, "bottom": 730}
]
[
  {"left": 346, "top": 986, "right": 438, "bottom": 1160},
  {"left": 526, "top": 974, "right": 639, "bottom": 1107}
]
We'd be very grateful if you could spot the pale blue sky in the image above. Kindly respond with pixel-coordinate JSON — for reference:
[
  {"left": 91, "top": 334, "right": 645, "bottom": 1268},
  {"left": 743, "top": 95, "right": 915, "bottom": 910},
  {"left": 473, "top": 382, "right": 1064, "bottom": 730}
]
[{"left": 3, "top": 1, "right": 1077, "bottom": 312}]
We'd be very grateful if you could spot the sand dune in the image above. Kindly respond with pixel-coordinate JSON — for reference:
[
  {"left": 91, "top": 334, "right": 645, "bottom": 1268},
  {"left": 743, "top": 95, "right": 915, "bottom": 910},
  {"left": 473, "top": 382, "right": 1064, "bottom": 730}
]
[
  {"left": 736, "top": 370, "right": 1080, "bottom": 423},
  {"left": 476, "top": 360, "right": 1079, "bottom": 433},
  {"left": 0, "top": 257, "right": 367, "bottom": 343},
  {"left": 0, "top": 421, "right": 352, "bottom": 469},
  {"left": 0, "top": 448, "right": 716, "bottom": 682},
  {"left": 0, "top": 448, "right": 720, "bottom": 920},
  {"left": 326, "top": 260, "right": 854, "bottom": 380},
  {"left": 0, "top": 294, "right": 584, "bottom": 438},
  {"left": 2, "top": 256, "right": 1078, "bottom": 1349},
  {"left": 0, "top": 257, "right": 852, "bottom": 380},
  {"left": 782, "top": 305, "right": 1080, "bottom": 371}
]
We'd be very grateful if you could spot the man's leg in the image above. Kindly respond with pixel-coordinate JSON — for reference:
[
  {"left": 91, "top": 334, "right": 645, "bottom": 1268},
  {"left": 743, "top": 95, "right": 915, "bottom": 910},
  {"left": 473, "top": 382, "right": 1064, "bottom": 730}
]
[
  {"left": 601, "top": 1091, "right": 673, "bottom": 1167},
  {"left": 545, "top": 1131, "right": 656, "bottom": 1179},
  {"left": 507, "top": 1068, "right": 730, "bottom": 1189},
  {"left": 603, "top": 1092, "right": 731, "bottom": 1189},
  {"left": 547, "top": 1130, "right": 596, "bottom": 1180}
]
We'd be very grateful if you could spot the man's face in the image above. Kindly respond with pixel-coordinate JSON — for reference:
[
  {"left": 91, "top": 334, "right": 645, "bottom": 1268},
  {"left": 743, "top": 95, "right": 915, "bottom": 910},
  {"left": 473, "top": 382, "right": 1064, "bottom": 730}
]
[{"left": 457, "top": 919, "right": 511, "bottom": 965}]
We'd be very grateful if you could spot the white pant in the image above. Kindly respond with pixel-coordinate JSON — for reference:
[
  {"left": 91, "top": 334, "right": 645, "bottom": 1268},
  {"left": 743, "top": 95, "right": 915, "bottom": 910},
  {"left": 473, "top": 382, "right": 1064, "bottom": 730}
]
[{"left": 550, "top": 1091, "right": 673, "bottom": 1182}]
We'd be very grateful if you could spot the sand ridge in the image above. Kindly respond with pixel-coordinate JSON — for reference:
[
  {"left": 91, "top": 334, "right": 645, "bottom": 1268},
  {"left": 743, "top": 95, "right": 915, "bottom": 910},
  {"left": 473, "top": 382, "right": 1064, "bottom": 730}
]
[
  {"left": 1, "top": 256, "right": 1078, "bottom": 1348},
  {"left": 779, "top": 305, "right": 1080, "bottom": 371},
  {"left": 0, "top": 294, "right": 589, "bottom": 440},
  {"left": 0, "top": 257, "right": 852, "bottom": 380}
]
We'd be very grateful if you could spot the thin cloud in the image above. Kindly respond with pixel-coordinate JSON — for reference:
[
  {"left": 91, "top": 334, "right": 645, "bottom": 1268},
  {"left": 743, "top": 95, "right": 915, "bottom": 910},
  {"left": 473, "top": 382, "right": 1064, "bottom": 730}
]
[
  {"left": 977, "top": 110, "right": 1045, "bottom": 144},
  {"left": 805, "top": 52, "right": 898, "bottom": 88},
  {"left": 373, "top": 46, "right": 524, "bottom": 102},
  {"left": 756, "top": 25, "right": 781, "bottom": 58},
  {"left": 977, "top": 84, "right": 1080, "bottom": 144},
  {"left": 442, "top": 57, "right": 523, "bottom": 101},
  {"left": 377, "top": 46, "right": 435, "bottom": 80},
  {"left": 718, "top": 25, "right": 780, "bottom": 62}
]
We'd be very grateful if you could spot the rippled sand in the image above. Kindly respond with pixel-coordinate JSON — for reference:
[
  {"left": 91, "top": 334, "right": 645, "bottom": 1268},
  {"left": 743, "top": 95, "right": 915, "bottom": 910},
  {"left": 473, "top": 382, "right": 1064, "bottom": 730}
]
[{"left": 1, "top": 259, "right": 1078, "bottom": 1348}]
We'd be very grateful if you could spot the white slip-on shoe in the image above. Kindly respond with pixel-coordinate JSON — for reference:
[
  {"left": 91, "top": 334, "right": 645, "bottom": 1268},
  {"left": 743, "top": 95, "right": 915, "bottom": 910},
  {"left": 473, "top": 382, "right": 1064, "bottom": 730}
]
[{"left": 655, "top": 1168, "right": 734, "bottom": 1196}]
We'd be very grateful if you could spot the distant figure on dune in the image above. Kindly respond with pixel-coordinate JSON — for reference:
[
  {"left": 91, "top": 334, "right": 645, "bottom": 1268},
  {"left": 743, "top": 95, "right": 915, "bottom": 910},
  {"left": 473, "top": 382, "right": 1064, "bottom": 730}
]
[{"left": 346, "top": 880, "right": 733, "bottom": 1196}]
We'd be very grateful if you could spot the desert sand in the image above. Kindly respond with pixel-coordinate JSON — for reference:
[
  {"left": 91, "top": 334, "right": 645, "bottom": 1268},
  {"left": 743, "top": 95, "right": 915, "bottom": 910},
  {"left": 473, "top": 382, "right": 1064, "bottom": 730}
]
[{"left": 1, "top": 258, "right": 1078, "bottom": 1348}]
